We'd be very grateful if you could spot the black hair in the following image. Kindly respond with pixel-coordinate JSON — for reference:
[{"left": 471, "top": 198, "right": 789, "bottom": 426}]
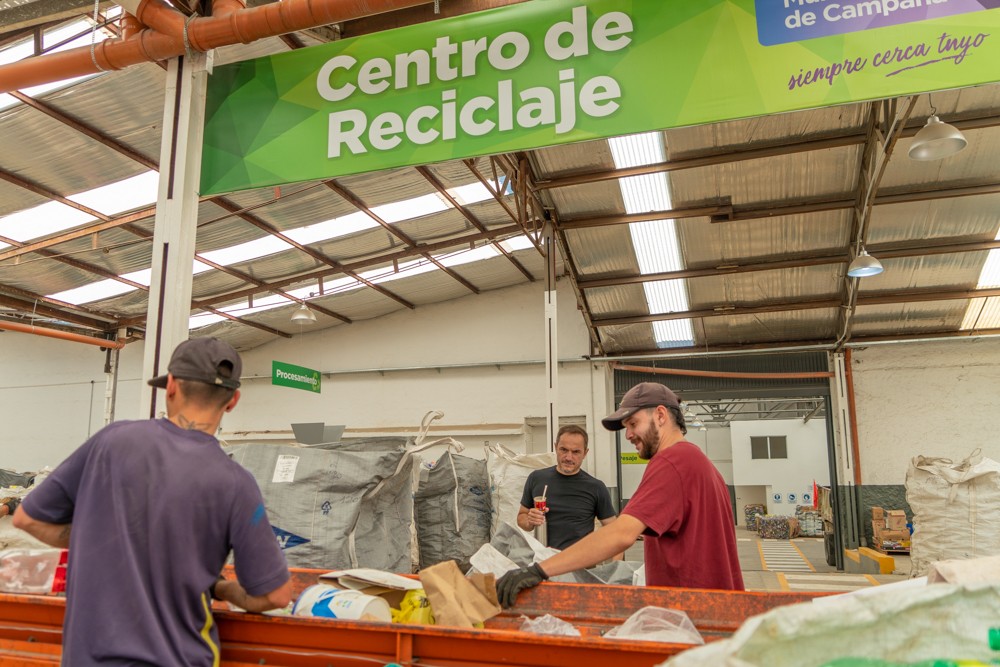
[
  {"left": 664, "top": 405, "right": 688, "bottom": 435},
  {"left": 176, "top": 379, "right": 235, "bottom": 409}
]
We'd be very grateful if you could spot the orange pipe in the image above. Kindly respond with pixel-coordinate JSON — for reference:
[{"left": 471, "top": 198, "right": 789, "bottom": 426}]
[
  {"left": 120, "top": 13, "right": 143, "bottom": 41},
  {"left": 0, "top": 320, "right": 124, "bottom": 349},
  {"left": 0, "top": 0, "right": 434, "bottom": 94},
  {"left": 613, "top": 362, "right": 834, "bottom": 380}
]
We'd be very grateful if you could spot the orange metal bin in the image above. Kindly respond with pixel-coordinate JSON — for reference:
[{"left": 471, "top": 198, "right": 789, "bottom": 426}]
[{"left": 0, "top": 567, "right": 824, "bottom": 666}]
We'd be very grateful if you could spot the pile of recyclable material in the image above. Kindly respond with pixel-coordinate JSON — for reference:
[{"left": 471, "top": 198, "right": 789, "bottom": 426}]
[
  {"left": 758, "top": 515, "right": 800, "bottom": 540},
  {"left": 744, "top": 504, "right": 766, "bottom": 531},
  {"left": 795, "top": 506, "right": 824, "bottom": 537}
]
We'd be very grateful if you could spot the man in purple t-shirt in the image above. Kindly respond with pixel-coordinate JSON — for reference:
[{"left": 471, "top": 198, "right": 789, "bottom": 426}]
[
  {"left": 497, "top": 382, "right": 743, "bottom": 607},
  {"left": 14, "top": 338, "right": 292, "bottom": 665}
]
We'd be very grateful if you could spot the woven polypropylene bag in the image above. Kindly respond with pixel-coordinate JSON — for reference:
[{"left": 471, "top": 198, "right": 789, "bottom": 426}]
[
  {"left": 485, "top": 444, "right": 555, "bottom": 538},
  {"left": 906, "top": 449, "right": 1000, "bottom": 578}
]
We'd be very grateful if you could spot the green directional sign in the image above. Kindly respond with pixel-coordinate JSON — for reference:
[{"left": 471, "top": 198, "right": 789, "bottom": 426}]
[
  {"left": 202, "top": 0, "right": 1000, "bottom": 195},
  {"left": 272, "top": 361, "right": 322, "bottom": 393}
]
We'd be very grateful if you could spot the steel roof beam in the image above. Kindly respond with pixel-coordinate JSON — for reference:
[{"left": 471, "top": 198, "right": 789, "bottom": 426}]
[
  {"left": 206, "top": 197, "right": 406, "bottom": 313},
  {"left": 0, "top": 292, "right": 114, "bottom": 330},
  {"left": 416, "top": 165, "right": 534, "bottom": 282},
  {"left": 557, "top": 180, "right": 1000, "bottom": 233},
  {"left": 602, "top": 326, "right": 1000, "bottom": 358},
  {"left": 324, "top": 181, "right": 481, "bottom": 294},
  {"left": 535, "top": 112, "right": 1000, "bottom": 191},
  {"left": 576, "top": 236, "right": 1000, "bottom": 288},
  {"left": 7, "top": 90, "right": 411, "bottom": 314},
  {"left": 592, "top": 287, "right": 1000, "bottom": 327},
  {"left": 463, "top": 157, "right": 545, "bottom": 257},
  {"left": 119, "top": 224, "right": 525, "bottom": 323}
]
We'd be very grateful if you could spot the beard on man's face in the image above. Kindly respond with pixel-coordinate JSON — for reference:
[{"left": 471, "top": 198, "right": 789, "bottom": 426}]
[{"left": 636, "top": 421, "right": 660, "bottom": 460}]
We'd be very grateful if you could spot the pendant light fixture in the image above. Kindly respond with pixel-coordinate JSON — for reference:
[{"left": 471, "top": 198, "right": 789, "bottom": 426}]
[
  {"left": 290, "top": 303, "right": 317, "bottom": 324},
  {"left": 908, "top": 95, "right": 968, "bottom": 161},
  {"left": 847, "top": 248, "right": 884, "bottom": 278}
]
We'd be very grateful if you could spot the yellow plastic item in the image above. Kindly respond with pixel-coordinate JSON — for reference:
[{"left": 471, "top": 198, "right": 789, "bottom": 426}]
[{"left": 391, "top": 589, "right": 435, "bottom": 625}]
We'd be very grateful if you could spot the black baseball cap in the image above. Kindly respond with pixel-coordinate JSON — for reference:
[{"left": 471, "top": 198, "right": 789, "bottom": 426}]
[
  {"left": 601, "top": 382, "right": 680, "bottom": 431},
  {"left": 147, "top": 338, "right": 242, "bottom": 390}
]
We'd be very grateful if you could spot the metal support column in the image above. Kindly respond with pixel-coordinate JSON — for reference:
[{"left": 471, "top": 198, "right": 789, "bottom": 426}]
[
  {"left": 140, "top": 52, "right": 212, "bottom": 418},
  {"left": 830, "top": 352, "right": 861, "bottom": 551},
  {"left": 543, "top": 222, "right": 558, "bottom": 452},
  {"left": 103, "top": 328, "right": 124, "bottom": 425}
]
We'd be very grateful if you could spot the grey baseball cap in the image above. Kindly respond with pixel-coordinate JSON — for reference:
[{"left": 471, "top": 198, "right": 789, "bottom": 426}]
[
  {"left": 147, "top": 337, "right": 242, "bottom": 390},
  {"left": 601, "top": 382, "right": 680, "bottom": 431}
]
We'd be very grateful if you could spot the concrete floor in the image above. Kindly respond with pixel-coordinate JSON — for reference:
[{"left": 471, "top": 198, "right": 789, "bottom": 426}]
[{"left": 624, "top": 531, "right": 911, "bottom": 592}]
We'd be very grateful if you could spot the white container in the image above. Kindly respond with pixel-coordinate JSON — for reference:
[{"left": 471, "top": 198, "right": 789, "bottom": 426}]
[{"left": 292, "top": 584, "right": 392, "bottom": 622}]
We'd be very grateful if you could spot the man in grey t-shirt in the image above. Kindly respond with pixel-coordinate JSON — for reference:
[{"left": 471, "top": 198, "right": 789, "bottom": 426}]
[
  {"left": 517, "top": 425, "right": 618, "bottom": 550},
  {"left": 15, "top": 338, "right": 291, "bottom": 666}
]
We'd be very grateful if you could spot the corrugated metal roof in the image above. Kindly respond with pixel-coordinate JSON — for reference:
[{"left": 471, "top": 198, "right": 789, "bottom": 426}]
[{"left": 2, "top": 5, "right": 1000, "bottom": 357}]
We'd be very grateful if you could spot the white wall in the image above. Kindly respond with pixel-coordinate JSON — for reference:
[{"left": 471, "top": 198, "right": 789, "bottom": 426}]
[
  {"left": 851, "top": 338, "right": 1000, "bottom": 485},
  {"left": 0, "top": 280, "right": 620, "bottom": 486},
  {"left": 10, "top": 294, "right": 999, "bottom": 497},
  {"left": 0, "top": 335, "right": 144, "bottom": 472},
  {"left": 731, "top": 419, "right": 830, "bottom": 516}
]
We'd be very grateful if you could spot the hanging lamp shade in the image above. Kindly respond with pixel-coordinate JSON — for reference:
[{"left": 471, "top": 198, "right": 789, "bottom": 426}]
[
  {"left": 290, "top": 303, "right": 317, "bottom": 324},
  {"left": 908, "top": 115, "right": 968, "bottom": 160},
  {"left": 847, "top": 249, "right": 884, "bottom": 278}
]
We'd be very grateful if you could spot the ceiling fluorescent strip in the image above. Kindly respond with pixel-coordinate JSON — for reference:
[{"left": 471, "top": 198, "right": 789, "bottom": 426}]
[{"left": 609, "top": 133, "right": 694, "bottom": 348}]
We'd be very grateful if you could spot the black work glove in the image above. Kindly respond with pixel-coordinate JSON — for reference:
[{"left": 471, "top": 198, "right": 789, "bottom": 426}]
[{"left": 496, "top": 563, "right": 548, "bottom": 609}]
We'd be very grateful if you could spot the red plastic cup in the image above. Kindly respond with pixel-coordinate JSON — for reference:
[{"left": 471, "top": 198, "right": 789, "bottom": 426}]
[{"left": 533, "top": 496, "right": 547, "bottom": 512}]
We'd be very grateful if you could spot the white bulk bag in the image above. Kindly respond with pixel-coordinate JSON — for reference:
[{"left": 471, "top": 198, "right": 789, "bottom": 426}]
[
  {"left": 906, "top": 448, "right": 1000, "bottom": 578},
  {"left": 485, "top": 443, "right": 555, "bottom": 538}
]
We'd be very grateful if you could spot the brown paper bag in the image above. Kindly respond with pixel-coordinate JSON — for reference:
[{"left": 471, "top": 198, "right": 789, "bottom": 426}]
[{"left": 418, "top": 560, "right": 501, "bottom": 628}]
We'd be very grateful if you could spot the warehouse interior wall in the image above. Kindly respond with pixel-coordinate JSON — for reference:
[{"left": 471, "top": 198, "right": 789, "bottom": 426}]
[
  {"left": 0, "top": 335, "right": 144, "bottom": 472},
  {"left": 5, "top": 300, "right": 1000, "bottom": 507},
  {"left": 222, "top": 278, "right": 615, "bottom": 479},
  {"left": 848, "top": 337, "right": 1000, "bottom": 546},
  {"left": 0, "top": 279, "right": 619, "bottom": 486},
  {"left": 731, "top": 419, "right": 830, "bottom": 517}
]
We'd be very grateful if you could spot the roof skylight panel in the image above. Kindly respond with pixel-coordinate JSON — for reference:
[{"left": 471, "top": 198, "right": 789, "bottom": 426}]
[
  {"left": 961, "top": 226, "right": 1000, "bottom": 330},
  {"left": 371, "top": 194, "right": 449, "bottom": 223},
  {"left": 283, "top": 212, "right": 376, "bottom": 245},
  {"left": 199, "top": 235, "right": 294, "bottom": 266},
  {"left": 0, "top": 172, "right": 158, "bottom": 243},
  {"left": 0, "top": 202, "right": 94, "bottom": 242},
  {"left": 609, "top": 132, "right": 694, "bottom": 348},
  {"left": 70, "top": 171, "right": 159, "bottom": 215},
  {"left": 49, "top": 262, "right": 209, "bottom": 306}
]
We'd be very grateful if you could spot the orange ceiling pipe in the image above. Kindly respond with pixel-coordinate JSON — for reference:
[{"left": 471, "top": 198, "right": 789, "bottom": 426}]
[
  {"left": 0, "top": 0, "right": 434, "bottom": 94},
  {"left": 0, "top": 320, "right": 125, "bottom": 349}
]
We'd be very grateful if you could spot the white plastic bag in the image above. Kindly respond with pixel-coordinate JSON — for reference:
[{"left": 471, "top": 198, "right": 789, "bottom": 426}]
[
  {"left": 519, "top": 614, "right": 581, "bottom": 637},
  {"left": 604, "top": 606, "right": 704, "bottom": 645},
  {"left": 467, "top": 543, "right": 519, "bottom": 579},
  {"left": 0, "top": 548, "right": 62, "bottom": 594},
  {"left": 661, "top": 583, "right": 1000, "bottom": 667}
]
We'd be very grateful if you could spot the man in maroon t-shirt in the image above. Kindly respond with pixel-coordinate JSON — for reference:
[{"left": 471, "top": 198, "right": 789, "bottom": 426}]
[{"left": 497, "top": 382, "right": 743, "bottom": 607}]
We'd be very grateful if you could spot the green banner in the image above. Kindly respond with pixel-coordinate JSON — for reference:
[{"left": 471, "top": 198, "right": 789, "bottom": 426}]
[
  {"left": 201, "top": 0, "right": 1000, "bottom": 195},
  {"left": 272, "top": 361, "right": 322, "bottom": 393},
  {"left": 620, "top": 452, "right": 648, "bottom": 465}
]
